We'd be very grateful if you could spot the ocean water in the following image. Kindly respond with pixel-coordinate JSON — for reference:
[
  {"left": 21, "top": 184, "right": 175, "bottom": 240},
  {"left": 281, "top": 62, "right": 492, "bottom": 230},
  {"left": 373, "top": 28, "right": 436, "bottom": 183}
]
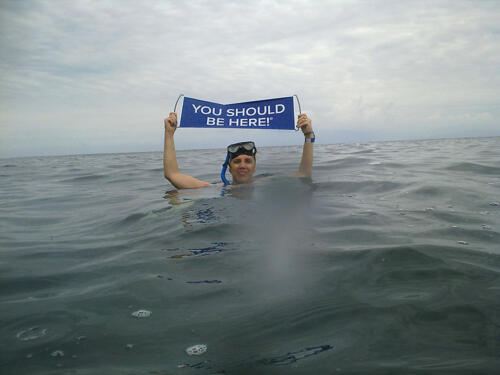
[{"left": 1, "top": 137, "right": 499, "bottom": 375}]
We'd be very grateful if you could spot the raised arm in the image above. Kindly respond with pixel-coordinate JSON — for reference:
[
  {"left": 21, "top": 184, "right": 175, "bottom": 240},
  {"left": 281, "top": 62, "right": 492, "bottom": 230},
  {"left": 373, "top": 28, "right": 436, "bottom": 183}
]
[
  {"left": 291, "top": 114, "right": 314, "bottom": 178},
  {"left": 163, "top": 112, "right": 211, "bottom": 189}
]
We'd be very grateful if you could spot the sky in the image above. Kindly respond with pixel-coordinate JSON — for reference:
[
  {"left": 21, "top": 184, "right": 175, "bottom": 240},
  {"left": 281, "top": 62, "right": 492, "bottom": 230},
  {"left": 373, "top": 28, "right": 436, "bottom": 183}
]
[{"left": 1, "top": 0, "right": 499, "bottom": 158}]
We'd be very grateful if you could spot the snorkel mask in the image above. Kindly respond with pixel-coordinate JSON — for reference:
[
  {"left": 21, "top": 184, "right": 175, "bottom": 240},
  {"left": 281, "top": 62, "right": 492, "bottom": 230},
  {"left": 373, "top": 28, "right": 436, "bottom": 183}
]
[{"left": 221, "top": 141, "right": 257, "bottom": 185}]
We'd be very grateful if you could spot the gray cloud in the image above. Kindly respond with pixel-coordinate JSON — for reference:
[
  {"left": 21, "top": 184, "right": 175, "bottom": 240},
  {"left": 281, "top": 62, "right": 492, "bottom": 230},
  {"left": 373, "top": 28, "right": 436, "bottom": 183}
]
[{"left": 1, "top": 0, "right": 499, "bottom": 157}]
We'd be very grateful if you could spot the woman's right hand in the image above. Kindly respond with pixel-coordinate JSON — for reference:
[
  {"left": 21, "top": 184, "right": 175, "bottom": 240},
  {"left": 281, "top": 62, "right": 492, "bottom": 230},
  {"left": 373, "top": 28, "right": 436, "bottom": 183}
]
[{"left": 164, "top": 112, "right": 178, "bottom": 135}]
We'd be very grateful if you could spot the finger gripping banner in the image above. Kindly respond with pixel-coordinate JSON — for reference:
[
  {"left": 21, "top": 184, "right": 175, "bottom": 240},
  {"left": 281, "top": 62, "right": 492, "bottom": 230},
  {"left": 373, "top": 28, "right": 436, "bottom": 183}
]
[{"left": 180, "top": 96, "right": 295, "bottom": 130}]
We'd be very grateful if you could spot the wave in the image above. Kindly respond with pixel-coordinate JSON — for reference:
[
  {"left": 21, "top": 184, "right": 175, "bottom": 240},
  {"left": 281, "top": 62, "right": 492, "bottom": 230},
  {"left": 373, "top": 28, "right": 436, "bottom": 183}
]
[
  {"left": 316, "top": 180, "right": 404, "bottom": 194},
  {"left": 444, "top": 162, "right": 500, "bottom": 175},
  {"left": 61, "top": 174, "right": 107, "bottom": 182}
]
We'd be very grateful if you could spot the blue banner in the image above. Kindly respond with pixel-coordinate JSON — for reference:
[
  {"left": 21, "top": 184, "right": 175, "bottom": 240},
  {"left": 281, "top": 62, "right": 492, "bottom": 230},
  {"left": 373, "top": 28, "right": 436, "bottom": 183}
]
[{"left": 179, "top": 96, "right": 295, "bottom": 130}]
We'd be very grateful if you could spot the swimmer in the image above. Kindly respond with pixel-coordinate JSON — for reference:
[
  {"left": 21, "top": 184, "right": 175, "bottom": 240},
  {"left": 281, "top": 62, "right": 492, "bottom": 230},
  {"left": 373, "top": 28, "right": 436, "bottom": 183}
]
[{"left": 163, "top": 112, "right": 314, "bottom": 189}]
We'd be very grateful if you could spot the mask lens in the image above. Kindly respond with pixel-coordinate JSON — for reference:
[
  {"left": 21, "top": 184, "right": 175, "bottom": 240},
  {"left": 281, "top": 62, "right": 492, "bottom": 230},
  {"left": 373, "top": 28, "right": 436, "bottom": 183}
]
[
  {"left": 227, "top": 142, "right": 255, "bottom": 153},
  {"left": 241, "top": 142, "right": 255, "bottom": 151}
]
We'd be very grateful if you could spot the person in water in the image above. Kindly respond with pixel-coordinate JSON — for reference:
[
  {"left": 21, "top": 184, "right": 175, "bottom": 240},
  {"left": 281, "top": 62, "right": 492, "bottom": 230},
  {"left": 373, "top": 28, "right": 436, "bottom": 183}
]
[{"left": 163, "top": 112, "right": 314, "bottom": 189}]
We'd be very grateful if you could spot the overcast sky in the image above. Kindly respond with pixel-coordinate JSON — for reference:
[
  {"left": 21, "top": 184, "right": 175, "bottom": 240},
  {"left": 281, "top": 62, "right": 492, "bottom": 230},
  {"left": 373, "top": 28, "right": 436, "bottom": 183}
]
[{"left": 1, "top": 0, "right": 499, "bottom": 158}]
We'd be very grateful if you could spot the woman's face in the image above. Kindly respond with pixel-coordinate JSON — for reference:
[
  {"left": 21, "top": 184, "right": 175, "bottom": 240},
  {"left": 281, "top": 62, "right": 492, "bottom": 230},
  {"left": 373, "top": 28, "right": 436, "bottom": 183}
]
[{"left": 229, "top": 154, "right": 256, "bottom": 184}]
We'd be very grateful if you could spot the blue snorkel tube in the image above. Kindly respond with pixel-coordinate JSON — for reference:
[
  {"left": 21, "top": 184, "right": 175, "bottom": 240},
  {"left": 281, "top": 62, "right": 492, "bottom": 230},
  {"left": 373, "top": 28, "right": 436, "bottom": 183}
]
[{"left": 221, "top": 153, "right": 230, "bottom": 185}]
